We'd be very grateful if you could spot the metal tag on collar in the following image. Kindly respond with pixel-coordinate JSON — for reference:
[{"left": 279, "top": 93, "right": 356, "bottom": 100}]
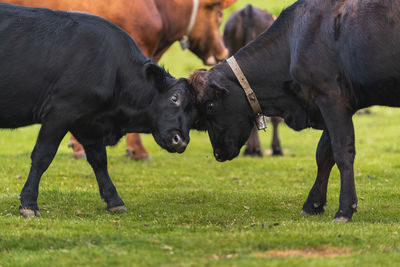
[
  {"left": 180, "top": 35, "right": 190, "bottom": 50},
  {"left": 255, "top": 114, "right": 268, "bottom": 131}
]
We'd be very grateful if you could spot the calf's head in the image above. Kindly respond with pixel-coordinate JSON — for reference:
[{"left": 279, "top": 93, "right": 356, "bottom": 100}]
[
  {"left": 145, "top": 63, "right": 198, "bottom": 153},
  {"left": 189, "top": 0, "right": 236, "bottom": 65},
  {"left": 189, "top": 66, "right": 254, "bottom": 161}
]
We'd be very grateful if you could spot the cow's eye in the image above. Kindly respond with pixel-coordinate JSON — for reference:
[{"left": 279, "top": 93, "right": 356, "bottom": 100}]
[
  {"left": 206, "top": 102, "right": 214, "bottom": 114},
  {"left": 205, "top": 2, "right": 221, "bottom": 10},
  {"left": 217, "top": 11, "right": 223, "bottom": 24},
  {"left": 171, "top": 95, "right": 178, "bottom": 104}
]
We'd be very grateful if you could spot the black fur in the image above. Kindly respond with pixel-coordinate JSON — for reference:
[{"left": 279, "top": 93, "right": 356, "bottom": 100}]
[
  {"left": 0, "top": 3, "right": 197, "bottom": 215},
  {"left": 192, "top": 0, "right": 400, "bottom": 221}
]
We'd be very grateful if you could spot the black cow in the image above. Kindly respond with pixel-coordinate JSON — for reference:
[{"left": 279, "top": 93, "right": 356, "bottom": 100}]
[
  {"left": 0, "top": 3, "right": 197, "bottom": 217},
  {"left": 189, "top": 0, "right": 400, "bottom": 222},
  {"left": 223, "top": 4, "right": 282, "bottom": 157}
]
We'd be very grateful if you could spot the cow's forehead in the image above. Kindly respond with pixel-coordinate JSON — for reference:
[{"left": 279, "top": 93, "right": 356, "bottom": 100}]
[{"left": 167, "top": 80, "right": 191, "bottom": 95}]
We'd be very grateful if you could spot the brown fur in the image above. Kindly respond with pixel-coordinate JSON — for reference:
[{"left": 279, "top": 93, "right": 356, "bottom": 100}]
[{"left": 189, "top": 69, "right": 209, "bottom": 102}]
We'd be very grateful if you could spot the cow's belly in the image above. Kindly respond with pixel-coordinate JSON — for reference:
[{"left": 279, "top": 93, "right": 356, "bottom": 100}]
[
  {"left": 0, "top": 99, "right": 38, "bottom": 128},
  {"left": 0, "top": 83, "right": 44, "bottom": 128}
]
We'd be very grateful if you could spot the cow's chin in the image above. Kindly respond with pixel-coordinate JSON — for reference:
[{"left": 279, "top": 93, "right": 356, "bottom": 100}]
[
  {"left": 213, "top": 147, "right": 240, "bottom": 162},
  {"left": 152, "top": 132, "right": 170, "bottom": 152},
  {"left": 152, "top": 130, "right": 188, "bottom": 154}
]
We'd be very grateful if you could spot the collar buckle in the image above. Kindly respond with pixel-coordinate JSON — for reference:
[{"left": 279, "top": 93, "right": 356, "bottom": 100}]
[
  {"left": 227, "top": 56, "right": 267, "bottom": 131},
  {"left": 255, "top": 114, "right": 268, "bottom": 131}
]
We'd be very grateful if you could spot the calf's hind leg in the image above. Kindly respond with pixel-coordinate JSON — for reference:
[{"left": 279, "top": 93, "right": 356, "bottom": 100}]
[
  {"left": 83, "top": 144, "right": 127, "bottom": 213},
  {"left": 19, "top": 123, "right": 67, "bottom": 217},
  {"left": 301, "top": 130, "right": 335, "bottom": 215}
]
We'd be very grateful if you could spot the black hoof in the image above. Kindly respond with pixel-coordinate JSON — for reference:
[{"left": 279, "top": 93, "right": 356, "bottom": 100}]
[
  {"left": 19, "top": 207, "right": 41, "bottom": 217},
  {"left": 272, "top": 148, "right": 283, "bottom": 156},
  {"left": 108, "top": 205, "right": 128, "bottom": 213},
  {"left": 333, "top": 216, "right": 351, "bottom": 223},
  {"left": 301, "top": 201, "right": 325, "bottom": 215},
  {"left": 243, "top": 149, "right": 263, "bottom": 157},
  {"left": 334, "top": 207, "right": 356, "bottom": 222}
]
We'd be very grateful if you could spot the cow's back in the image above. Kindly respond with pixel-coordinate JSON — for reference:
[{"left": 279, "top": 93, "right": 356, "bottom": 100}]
[
  {"left": 0, "top": 3, "right": 146, "bottom": 128},
  {"left": 286, "top": 0, "right": 400, "bottom": 109}
]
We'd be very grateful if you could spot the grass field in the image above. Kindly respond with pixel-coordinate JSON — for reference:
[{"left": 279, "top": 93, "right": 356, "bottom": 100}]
[{"left": 2, "top": 0, "right": 400, "bottom": 266}]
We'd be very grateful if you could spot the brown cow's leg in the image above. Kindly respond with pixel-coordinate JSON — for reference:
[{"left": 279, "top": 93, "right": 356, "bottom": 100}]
[
  {"left": 126, "top": 133, "right": 151, "bottom": 161},
  {"left": 301, "top": 130, "right": 335, "bottom": 215},
  {"left": 271, "top": 117, "right": 283, "bottom": 156},
  {"left": 68, "top": 134, "right": 86, "bottom": 159},
  {"left": 243, "top": 126, "right": 262, "bottom": 157}
]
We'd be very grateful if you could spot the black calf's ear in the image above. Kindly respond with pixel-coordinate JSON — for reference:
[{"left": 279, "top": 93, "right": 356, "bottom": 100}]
[{"left": 144, "top": 61, "right": 167, "bottom": 92}]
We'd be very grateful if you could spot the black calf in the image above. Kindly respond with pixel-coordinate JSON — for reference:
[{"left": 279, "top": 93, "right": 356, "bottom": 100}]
[{"left": 0, "top": 3, "right": 196, "bottom": 216}]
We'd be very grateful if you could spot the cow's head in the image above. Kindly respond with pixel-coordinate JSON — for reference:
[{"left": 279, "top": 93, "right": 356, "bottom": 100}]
[
  {"left": 189, "top": 63, "right": 315, "bottom": 162},
  {"left": 144, "top": 63, "right": 198, "bottom": 153},
  {"left": 188, "top": 65, "right": 254, "bottom": 161},
  {"left": 188, "top": 0, "right": 236, "bottom": 65}
]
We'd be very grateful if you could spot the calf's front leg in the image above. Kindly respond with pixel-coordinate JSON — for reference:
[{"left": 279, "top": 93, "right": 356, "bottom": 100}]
[
  {"left": 83, "top": 144, "right": 127, "bottom": 213},
  {"left": 316, "top": 95, "right": 357, "bottom": 222}
]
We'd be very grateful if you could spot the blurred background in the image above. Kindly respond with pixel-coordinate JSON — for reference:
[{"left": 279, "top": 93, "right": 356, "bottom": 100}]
[{"left": 160, "top": 0, "right": 296, "bottom": 77}]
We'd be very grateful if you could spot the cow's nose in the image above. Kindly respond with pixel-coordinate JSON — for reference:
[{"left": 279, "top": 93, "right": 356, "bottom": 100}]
[
  {"left": 216, "top": 48, "right": 229, "bottom": 62},
  {"left": 214, "top": 148, "right": 226, "bottom": 162},
  {"left": 169, "top": 133, "right": 187, "bottom": 153},
  {"left": 205, "top": 56, "right": 217, "bottom": 66}
]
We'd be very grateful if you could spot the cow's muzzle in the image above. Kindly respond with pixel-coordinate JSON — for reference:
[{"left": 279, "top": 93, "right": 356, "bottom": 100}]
[
  {"left": 204, "top": 48, "right": 229, "bottom": 66},
  {"left": 168, "top": 131, "right": 187, "bottom": 153},
  {"left": 214, "top": 146, "right": 240, "bottom": 162}
]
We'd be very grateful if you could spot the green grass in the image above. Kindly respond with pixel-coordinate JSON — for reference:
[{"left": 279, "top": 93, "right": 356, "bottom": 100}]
[
  {"left": 2, "top": 0, "right": 400, "bottom": 266},
  {"left": 1, "top": 107, "right": 400, "bottom": 266}
]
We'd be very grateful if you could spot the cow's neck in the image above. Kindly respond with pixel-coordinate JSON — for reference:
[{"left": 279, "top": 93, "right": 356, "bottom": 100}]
[
  {"left": 228, "top": 8, "right": 311, "bottom": 121},
  {"left": 151, "top": 0, "right": 193, "bottom": 60},
  {"left": 116, "top": 70, "right": 161, "bottom": 133}
]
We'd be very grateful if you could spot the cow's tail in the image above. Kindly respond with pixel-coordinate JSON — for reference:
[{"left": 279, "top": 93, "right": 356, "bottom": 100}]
[{"left": 241, "top": 4, "right": 255, "bottom": 47}]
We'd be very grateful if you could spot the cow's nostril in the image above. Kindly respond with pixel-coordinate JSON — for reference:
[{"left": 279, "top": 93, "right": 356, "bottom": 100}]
[
  {"left": 172, "top": 134, "right": 180, "bottom": 144},
  {"left": 168, "top": 133, "right": 187, "bottom": 153}
]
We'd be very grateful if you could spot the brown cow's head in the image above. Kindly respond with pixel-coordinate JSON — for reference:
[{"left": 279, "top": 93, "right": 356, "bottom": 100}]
[{"left": 188, "top": 0, "right": 236, "bottom": 65}]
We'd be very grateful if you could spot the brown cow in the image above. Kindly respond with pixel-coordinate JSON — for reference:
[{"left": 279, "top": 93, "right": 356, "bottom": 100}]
[
  {"left": 5, "top": 0, "right": 236, "bottom": 159},
  {"left": 223, "top": 4, "right": 283, "bottom": 157}
]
